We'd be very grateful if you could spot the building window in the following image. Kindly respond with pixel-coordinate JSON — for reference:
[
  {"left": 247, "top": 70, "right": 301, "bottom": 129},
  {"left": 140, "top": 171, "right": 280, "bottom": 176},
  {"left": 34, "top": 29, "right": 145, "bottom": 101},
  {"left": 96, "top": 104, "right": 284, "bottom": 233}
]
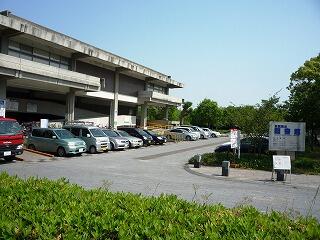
[
  {"left": 8, "top": 40, "right": 71, "bottom": 70},
  {"left": 146, "top": 83, "right": 167, "bottom": 94}
]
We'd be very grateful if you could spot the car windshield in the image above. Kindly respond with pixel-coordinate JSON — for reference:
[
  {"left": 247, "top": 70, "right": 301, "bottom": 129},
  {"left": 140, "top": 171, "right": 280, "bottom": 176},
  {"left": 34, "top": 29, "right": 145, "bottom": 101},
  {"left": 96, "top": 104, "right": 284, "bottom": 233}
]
[
  {"left": 136, "top": 128, "right": 149, "bottom": 136},
  {"left": 0, "top": 120, "right": 21, "bottom": 135},
  {"left": 117, "top": 130, "right": 131, "bottom": 137},
  {"left": 146, "top": 130, "right": 157, "bottom": 136},
  {"left": 90, "top": 128, "right": 106, "bottom": 137},
  {"left": 54, "top": 129, "right": 75, "bottom": 139},
  {"left": 102, "top": 129, "right": 118, "bottom": 137}
]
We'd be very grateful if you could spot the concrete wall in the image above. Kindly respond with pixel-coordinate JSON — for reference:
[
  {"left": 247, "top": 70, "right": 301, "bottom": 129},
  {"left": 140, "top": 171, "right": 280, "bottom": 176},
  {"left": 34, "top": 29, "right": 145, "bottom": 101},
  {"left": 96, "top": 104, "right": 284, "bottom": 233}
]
[
  {"left": 119, "top": 73, "right": 145, "bottom": 97},
  {"left": 76, "top": 60, "right": 114, "bottom": 92}
]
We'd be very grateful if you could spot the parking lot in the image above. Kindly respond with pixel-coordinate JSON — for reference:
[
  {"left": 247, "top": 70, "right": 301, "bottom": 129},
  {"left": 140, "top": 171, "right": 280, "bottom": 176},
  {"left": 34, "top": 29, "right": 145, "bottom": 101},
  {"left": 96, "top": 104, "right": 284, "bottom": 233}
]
[{"left": 1, "top": 137, "right": 319, "bottom": 219}]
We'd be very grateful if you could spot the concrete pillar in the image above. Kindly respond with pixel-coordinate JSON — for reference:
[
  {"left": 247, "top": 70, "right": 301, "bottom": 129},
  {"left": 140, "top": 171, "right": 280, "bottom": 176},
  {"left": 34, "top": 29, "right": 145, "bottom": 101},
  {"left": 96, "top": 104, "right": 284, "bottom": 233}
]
[
  {"left": 65, "top": 89, "right": 76, "bottom": 122},
  {"left": 110, "top": 70, "right": 119, "bottom": 129},
  {"left": 140, "top": 103, "right": 148, "bottom": 129},
  {"left": 0, "top": 79, "right": 7, "bottom": 99},
  {"left": 164, "top": 105, "right": 169, "bottom": 120}
]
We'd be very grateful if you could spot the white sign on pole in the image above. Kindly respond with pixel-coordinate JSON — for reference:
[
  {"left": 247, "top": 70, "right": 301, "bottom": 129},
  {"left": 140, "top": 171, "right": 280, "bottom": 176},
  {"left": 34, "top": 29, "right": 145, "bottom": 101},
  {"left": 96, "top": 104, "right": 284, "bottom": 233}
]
[
  {"left": 0, "top": 99, "right": 6, "bottom": 117},
  {"left": 269, "top": 121, "right": 305, "bottom": 152},
  {"left": 40, "top": 119, "right": 49, "bottom": 128},
  {"left": 273, "top": 155, "right": 291, "bottom": 170},
  {"left": 230, "top": 129, "right": 239, "bottom": 149}
]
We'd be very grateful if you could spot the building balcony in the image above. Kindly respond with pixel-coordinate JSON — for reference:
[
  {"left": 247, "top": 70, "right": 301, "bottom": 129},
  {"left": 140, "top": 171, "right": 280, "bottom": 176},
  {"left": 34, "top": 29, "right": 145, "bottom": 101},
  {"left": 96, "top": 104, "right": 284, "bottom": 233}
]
[
  {"left": 0, "top": 53, "right": 100, "bottom": 92},
  {"left": 138, "top": 90, "right": 182, "bottom": 106}
]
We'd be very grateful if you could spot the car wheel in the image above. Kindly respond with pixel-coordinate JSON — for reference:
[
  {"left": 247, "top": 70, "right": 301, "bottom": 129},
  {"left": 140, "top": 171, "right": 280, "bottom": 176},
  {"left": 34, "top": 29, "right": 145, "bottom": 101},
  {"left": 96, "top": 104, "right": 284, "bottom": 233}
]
[
  {"left": 200, "top": 134, "right": 204, "bottom": 139},
  {"left": 186, "top": 135, "right": 191, "bottom": 141},
  {"left": 89, "top": 145, "right": 96, "bottom": 154},
  {"left": 4, "top": 156, "right": 15, "bottom": 161},
  {"left": 57, "top": 147, "right": 66, "bottom": 157},
  {"left": 28, "top": 144, "right": 36, "bottom": 150}
]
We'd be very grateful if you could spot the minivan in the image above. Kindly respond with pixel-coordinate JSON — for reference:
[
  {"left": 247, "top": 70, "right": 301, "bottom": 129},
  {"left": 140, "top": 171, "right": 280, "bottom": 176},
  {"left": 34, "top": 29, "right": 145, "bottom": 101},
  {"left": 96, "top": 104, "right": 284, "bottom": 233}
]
[
  {"left": 63, "top": 125, "right": 110, "bottom": 153},
  {"left": 26, "top": 128, "right": 86, "bottom": 157}
]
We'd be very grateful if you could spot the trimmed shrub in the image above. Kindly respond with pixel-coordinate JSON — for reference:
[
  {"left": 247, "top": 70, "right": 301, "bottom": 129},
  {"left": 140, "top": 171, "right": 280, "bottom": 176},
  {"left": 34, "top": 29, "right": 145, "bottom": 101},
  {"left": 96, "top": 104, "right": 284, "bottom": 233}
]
[{"left": 0, "top": 172, "right": 319, "bottom": 239}]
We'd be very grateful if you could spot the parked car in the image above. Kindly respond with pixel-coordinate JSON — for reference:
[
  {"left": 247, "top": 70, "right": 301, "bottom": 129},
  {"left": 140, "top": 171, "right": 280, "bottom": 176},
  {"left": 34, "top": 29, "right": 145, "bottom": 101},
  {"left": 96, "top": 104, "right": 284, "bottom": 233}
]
[
  {"left": 0, "top": 117, "right": 24, "bottom": 161},
  {"left": 182, "top": 125, "right": 209, "bottom": 139},
  {"left": 115, "top": 130, "right": 143, "bottom": 148},
  {"left": 215, "top": 137, "right": 269, "bottom": 153},
  {"left": 26, "top": 128, "right": 86, "bottom": 157},
  {"left": 63, "top": 125, "right": 110, "bottom": 154},
  {"left": 167, "top": 128, "right": 199, "bottom": 141},
  {"left": 202, "top": 128, "right": 221, "bottom": 138},
  {"left": 175, "top": 127, "right": 200, "bottom": 139},
  {"left": 101, "top": 129, "right": 129, "bottom": 150},
  {"left": 143, "top": 129, "right": 167, "bottom": 145},
  {"left": 118, "top": 127, "right": 153, "bottom": 146}
]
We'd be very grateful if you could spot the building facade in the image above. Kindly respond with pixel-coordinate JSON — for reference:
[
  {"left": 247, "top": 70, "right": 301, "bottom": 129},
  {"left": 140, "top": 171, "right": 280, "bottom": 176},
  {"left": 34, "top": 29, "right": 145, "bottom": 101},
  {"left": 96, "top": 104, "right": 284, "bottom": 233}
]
[{"left": 0, "top": 10, "right": 183, "bottom": 128}]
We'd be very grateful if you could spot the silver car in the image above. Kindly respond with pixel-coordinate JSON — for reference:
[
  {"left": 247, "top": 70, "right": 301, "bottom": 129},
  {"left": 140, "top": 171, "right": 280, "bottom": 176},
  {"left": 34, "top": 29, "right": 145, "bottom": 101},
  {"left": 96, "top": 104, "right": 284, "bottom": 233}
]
[
  {"left": 63, "top": 125, "right": 110, "bottom": 154},
  {"left": 182, "top": 125, "right": 209, "bottom": 139},
  {"left": 101, "top": 129, "right": 129, "bottom": 150},
  {"left": 175, "top": 127, "right": 200, "bottom": 139},
  {"left": 167, "top": 128, "right": 199, "bottom": 141},
  {"left": 115, "top": 130, "right": 143, "bottom": 148}
]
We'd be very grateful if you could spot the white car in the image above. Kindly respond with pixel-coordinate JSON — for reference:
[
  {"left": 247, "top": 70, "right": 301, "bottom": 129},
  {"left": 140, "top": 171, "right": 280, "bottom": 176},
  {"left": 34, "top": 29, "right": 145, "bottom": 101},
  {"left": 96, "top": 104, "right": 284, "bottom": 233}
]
[
  {"left": 175, "top": 127, "right": 201, "bottom": 139},
  {"left": 202, "top": 128, "right": 221, "bottom": 138}
]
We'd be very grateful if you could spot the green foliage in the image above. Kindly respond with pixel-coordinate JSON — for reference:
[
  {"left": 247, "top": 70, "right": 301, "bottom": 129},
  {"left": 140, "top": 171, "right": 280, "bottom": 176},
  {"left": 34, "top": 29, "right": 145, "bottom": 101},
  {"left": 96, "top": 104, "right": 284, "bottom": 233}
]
[
  {"left": 180, "top": 101, "right": 193, "bottom": 125},
  {"left": 191, "top": 99, "right": 221, "bottom": 128},
  {"left": 147, "top": 106, "right": 180, "bottom": 121},
  {"left": 189, "top": 152, "right": 320, "bottom": 174},
  {"left": 287, "top": 54, "right": 320, "bottom": 148},
  {"left": 1, "top": 172, "right": 319, "bottom": 239}
]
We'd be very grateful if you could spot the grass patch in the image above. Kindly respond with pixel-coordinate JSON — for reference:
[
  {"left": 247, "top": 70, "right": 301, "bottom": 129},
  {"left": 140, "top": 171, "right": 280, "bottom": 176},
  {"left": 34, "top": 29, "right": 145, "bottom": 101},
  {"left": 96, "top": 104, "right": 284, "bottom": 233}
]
[
  {"left": 189, "top": 151, "right": 320, "bottom": 175},
  {"left": 0, "top": 172, "right": 319, "bottom": 239}
]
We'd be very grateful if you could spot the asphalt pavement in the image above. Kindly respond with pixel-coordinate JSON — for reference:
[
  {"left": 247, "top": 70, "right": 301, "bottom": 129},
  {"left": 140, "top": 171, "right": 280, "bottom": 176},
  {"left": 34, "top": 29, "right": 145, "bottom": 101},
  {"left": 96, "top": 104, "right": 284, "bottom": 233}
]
[{"left": 1, "top": 137, "right": 319, "bottom": 219}]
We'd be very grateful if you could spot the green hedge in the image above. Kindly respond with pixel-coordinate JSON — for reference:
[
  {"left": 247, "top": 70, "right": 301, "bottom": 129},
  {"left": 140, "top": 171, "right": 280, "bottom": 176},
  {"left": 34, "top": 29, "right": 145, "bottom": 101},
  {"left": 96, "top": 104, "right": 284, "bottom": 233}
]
[
  {"left": 189, "top": 152, "right": 320, "bottom": 174},
  {"left": 0, "top": 173, "right": 319, "bottom": 239}
]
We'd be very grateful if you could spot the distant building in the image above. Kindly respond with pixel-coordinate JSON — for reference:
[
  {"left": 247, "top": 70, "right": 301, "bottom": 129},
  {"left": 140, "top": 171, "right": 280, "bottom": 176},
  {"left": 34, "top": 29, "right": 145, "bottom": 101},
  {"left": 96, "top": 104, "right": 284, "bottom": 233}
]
[{"left": 0, "top": 10, "right": 183, "bottom": 128}]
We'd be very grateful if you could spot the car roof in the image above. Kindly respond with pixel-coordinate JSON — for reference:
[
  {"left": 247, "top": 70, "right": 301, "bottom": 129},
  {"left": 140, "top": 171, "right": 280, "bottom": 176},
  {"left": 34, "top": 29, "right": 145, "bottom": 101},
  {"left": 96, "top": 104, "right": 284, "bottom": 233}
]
[
  {"left": 32, "top": 128, "right": 64, "bottom": 131},
  {"left": 0, "top": 117, "right": 17, "bottom": 121}
]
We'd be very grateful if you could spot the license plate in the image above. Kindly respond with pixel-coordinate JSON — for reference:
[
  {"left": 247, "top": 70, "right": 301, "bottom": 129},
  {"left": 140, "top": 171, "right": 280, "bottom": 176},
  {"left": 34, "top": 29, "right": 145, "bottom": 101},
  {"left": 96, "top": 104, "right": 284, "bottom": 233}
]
[
  {"left": 79, "top": 148, "right": 84, "bottom": 153},
  {"left": 4, "top": 151, "right": 11, "bottom": 156},
  {"left": 102, "top": 147, "right": 107, "bottom": 151}
]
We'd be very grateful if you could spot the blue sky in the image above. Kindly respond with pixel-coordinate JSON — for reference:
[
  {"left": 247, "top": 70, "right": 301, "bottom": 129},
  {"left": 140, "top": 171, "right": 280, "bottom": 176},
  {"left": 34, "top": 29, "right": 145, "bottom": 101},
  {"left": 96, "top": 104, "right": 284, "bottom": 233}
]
[{"left": 1, "top": 0, "right": 319, "bottom": 107}]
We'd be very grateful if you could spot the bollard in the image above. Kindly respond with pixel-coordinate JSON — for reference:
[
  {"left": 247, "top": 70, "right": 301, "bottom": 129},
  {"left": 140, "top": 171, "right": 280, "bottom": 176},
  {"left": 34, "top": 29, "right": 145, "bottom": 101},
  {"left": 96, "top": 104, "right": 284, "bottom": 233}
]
[
  {"left": 276, "top": 170, "right": 285, "bottom": 181},
  {"left": 194, "top": 154, "right": 201, "bottom": 168},
  {"left": 222, "top": 161, "right": 230, "bottom": 176}
]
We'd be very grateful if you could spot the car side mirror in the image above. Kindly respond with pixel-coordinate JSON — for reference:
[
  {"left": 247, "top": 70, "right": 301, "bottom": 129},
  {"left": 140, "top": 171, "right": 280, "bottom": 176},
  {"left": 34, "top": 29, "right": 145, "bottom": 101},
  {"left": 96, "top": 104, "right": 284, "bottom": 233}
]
[
  {"left": 86, "top": 134, "right": 91, "bottom": 138},
  {"left": 52, "top": 136, "right": 57, "bottom": 139}
]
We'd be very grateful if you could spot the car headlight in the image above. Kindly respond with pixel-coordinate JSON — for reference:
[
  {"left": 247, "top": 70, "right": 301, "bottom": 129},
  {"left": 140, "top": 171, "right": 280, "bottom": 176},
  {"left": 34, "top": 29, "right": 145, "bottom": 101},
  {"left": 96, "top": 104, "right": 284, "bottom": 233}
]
[
  {"left": 16, "top": 144, "right": 23, "bottom": 150},
  {"left": 143, "top": 136, "right": 147, "bottom": 140}
]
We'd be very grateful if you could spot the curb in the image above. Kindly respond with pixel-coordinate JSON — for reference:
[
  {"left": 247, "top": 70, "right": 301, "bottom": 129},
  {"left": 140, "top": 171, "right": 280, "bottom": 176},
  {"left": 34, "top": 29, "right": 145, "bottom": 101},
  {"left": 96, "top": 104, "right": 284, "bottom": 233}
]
[
  {"left": 184, "top": 163, "right": 314, "bottom": 190},
  {"left": 23, "top": 148, "right": 54, "bottom": 158}
]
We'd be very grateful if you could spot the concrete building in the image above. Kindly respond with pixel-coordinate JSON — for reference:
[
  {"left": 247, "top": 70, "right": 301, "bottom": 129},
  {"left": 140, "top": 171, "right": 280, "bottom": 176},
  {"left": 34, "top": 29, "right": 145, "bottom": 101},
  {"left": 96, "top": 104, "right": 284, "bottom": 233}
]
[{"left": 0, "top": 10, "right": 183, "bottom": 129}]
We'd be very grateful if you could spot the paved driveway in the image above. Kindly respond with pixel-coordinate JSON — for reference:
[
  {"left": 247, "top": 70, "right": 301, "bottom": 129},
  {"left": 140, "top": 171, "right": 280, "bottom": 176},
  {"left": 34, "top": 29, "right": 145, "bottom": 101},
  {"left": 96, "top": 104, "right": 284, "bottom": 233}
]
[{"left": 1, "top": 137, "right": 319, "bottom": 219}]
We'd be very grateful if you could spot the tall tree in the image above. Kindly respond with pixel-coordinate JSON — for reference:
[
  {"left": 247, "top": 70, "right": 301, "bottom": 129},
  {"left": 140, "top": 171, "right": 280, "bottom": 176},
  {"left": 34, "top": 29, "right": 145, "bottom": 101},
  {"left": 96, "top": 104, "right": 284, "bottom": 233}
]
[
  {"left": 190, "top": 99, "right": 221, "bottom": 128},
  {"left": 180, "top": 101, "right": 193, "bottom": 125},
  {"left": 287, "top": 54, "right": 320, "bottom": 148}
]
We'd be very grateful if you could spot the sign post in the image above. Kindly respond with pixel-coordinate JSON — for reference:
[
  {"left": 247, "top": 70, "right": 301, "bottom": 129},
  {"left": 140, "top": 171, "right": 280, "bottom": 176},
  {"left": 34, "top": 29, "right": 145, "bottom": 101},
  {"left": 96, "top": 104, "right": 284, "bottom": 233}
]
[
  {"left": 272, "top": 155, "right": 291, "bottom": 182},
  {"left": 230, "top": 129, "right": 241, "bottom": 159},
  {"left": 0, "top": 99, "right": 6, "bottom": 117}
]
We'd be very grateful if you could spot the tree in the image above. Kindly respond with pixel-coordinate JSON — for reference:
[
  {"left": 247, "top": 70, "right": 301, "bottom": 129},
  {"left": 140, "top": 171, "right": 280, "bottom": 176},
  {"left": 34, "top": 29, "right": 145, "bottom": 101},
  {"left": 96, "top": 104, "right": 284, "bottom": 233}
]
[
  {"left": 180, "top": 101, "right": 193, "bottom": 125},
  {"left": 190, "top": 99, "right": 221, "bottom": 128},
  {"left": 287, "top": 54, "right": 320, "bottom": 148}
]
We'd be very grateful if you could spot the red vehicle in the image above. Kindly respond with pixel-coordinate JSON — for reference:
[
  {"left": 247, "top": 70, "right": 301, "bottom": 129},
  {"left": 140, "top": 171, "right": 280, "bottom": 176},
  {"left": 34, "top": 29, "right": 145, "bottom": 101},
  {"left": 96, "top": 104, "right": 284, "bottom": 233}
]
[{"left": 0, "top": 117, "right": 24, "bottom": 161}]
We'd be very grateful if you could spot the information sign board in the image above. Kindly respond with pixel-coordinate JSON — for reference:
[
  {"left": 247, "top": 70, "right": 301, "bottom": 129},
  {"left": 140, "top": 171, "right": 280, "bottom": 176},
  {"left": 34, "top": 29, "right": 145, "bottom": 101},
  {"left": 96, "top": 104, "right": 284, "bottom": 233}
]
[
  {"left": 269, "top": 121, "right": 305, "bottom": 151},
  {"left": 273, "top": 155, "right": 291, "bottom": 170}
]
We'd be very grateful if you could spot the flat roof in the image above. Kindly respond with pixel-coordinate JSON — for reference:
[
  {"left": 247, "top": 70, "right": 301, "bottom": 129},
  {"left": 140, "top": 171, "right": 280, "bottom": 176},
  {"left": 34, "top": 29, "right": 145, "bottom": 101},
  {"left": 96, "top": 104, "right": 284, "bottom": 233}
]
[{"left": 0, "top": 10, "right": 184, "bottom": 88}]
